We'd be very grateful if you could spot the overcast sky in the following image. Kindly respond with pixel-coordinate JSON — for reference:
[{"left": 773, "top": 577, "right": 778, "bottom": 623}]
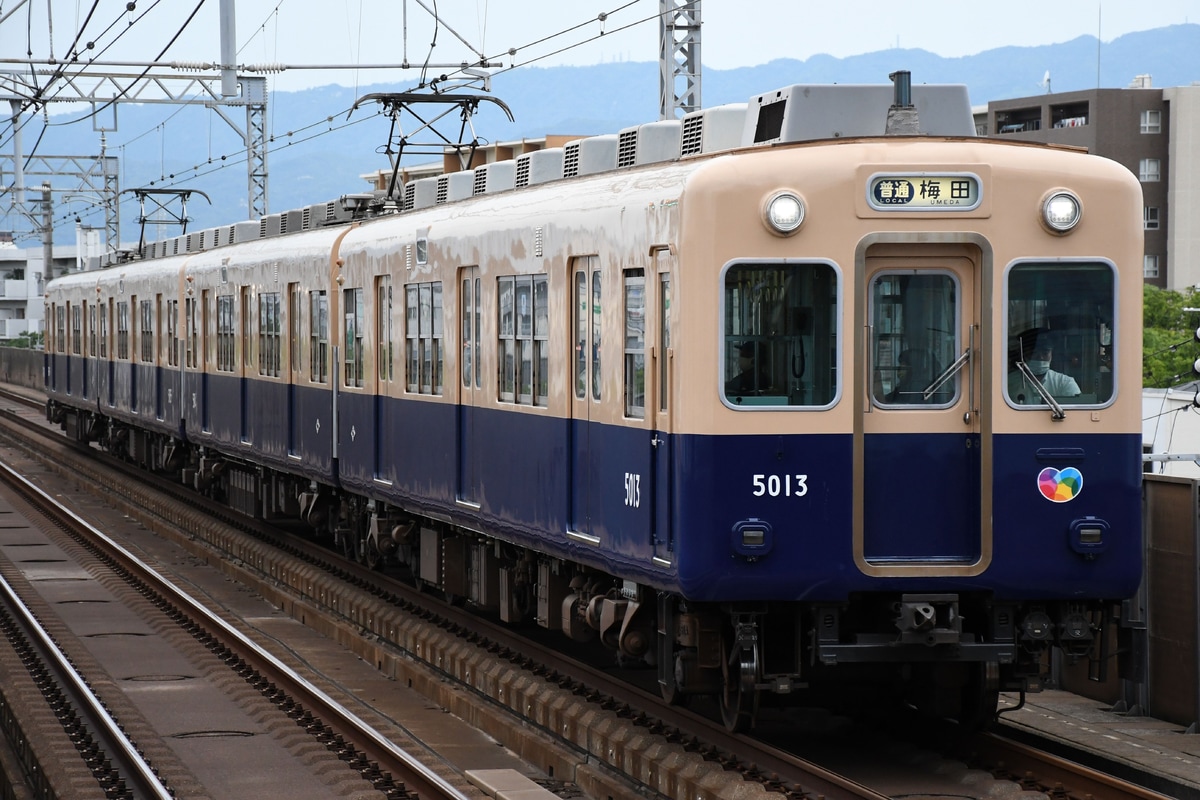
[{"left": 1, "top": 1, "right": 1195, "bottom": 93}]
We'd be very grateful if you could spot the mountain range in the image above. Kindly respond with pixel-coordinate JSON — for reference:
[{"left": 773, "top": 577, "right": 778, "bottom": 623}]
[{"left": 16, "top": 23, "right": 1200, "bottom": 245}]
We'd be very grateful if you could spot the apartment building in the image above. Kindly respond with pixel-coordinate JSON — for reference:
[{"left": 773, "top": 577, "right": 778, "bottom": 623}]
[{"left": 982, "top": 77, "right": 1200, "bottom": 290}]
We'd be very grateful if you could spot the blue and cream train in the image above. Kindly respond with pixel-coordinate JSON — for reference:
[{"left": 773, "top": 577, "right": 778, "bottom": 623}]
[{"left": 44, "top": 75, "right": 1145, "bottom": 729}]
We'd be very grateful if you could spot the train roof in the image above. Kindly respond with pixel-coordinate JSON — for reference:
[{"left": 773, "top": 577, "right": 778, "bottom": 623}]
[{"left": 130, "top": 79, "right": 975, "bottom": 263}]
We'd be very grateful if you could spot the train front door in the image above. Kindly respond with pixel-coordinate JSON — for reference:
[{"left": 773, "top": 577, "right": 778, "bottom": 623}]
[{"left": 857, "top": 245, "right": 988, "bottom": 573}]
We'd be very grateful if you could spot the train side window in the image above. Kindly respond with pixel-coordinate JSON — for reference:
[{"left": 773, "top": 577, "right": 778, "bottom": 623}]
[
  {"left": 310, "top": 290, "right": 328, "bottom": 383},
  {"left": 516, "top": 276, "right": 533, "bottom": 403},
  {"left": 660, "top": 274, "right": 670, "bottom": 413},
  {"left": 498, "top": 276, "right": 515, "bottom": 401},
  {"left": 167, "top": 299, "right": 179, "bottom": 367},
  {"left": 498, "top": 274, "right": 548, "bottom": 407},
  {"left": 139, "top": 299, "right": 154, "bottom": 363},
  {"left": 287, "top": 283, "right": 300, "bottom": 376},
  {"left": 71, "top": 303, "right": 82, "bottom": 356},
  {"left": 259, "top": 291, "right": 281, "bottom": 378},
  {"left": 100, "top": 300, "right": 109, "bottom": 359},
  {"left": 241, "top": 287, "right": 252, "bottom": 370},
  {"left": 88, "top": 305, "right": 97, "bottom": 357},
  {"left": 200, "top": 292, "right": 208, "bottom": 369},
  {"left": 1006, "top": 262, "right": 1115, "bottom": 407},
  {"left": 722, "top": 261, "right": 838, "bottom": 408},
  {"left": 591, "top": 269, "right": 602, "bottom": 401},
  {"left": 286, "top": 284, "right": 300, "bottom": 379},
  {"left": 376, "top": 276, "right": 393, "bottom": 385},
  {"left": 185, "top": 298, "right": 198, "bottom": 368},
  {"left": 534, "top": 275, "right": 548, "bottom": 405},
  {"left": 624, "top": 269, "right": 645, "bottom": 418},
  {"left": 405, "top": 281, "right": 443, "bottom": 396},
  {"left": 216, "top": 295, "right": 235, "bottom": 372},
  {"left": 116, "top": 301, "right": 130, "bottom": 360},
  {"left": 343, "top": 287, "right": 364, "bottom": 388},
  {"left": 574, "top": 272, "right": 587, "bottom": 399},
  {"left": 461, "top": 276, "right": 474, "bottom": 388}
]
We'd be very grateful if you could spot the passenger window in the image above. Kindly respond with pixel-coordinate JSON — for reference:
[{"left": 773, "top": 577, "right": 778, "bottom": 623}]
[
  {"left": 343, "top": 287, "right": 364, "bottom": 387},
  {"left": 722, "top": 262, "right": 838, "bottom": 407},
  {"left": 624, "top": 269, "right": 645, "bottom": 418},
  {"left": 405, "top": 281, "right": 443, "bottom": 396},
  {"left": 497, "top": 275, "right": 548, "bottom": 407},
  {"left": 310, "top": 290, "right": 328, "bottom": 383},
  {"left": 1006, "top": 262, "right": 1114, "bottom": 407}
]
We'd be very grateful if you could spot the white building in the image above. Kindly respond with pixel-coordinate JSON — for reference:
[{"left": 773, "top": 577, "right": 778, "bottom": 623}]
[{"left": 1143, "top": 387, "right": 1200, "bottom": 478}]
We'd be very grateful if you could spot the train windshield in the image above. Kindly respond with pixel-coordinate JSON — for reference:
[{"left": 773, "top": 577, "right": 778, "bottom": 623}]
[
  {"left": 1006, "top": 262, "right": 1115, "bottom": 408},
  {"left": 722, "top": 261, "right": 837, "bottom": 408}
]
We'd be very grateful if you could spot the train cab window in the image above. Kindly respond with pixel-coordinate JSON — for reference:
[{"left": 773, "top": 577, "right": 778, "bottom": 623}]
[
  {"left": 722, "top": 262, "right": 838, "bottom": 408},
  {"left": 870, "top": 272, "right": 959, "bottom": 408},
  {"left": 1006, "top": 262, "right": 1115, "bottom": 408},
  {"left": 310, "top": 290, "right": 328, "bottom": 383},
  {"left": 405, "top": 281, "right": 443, "bottom": 396},
  {"left": 343, "top": 288, "right": 364, "bottom": 388},
  {"left": 116, "top": 301, "right": 130, "bottom": 360}
]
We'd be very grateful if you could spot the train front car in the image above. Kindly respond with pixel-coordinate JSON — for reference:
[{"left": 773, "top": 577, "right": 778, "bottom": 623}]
[{"left": 662, "top": 83, "right": 1144, "bottom": 729}]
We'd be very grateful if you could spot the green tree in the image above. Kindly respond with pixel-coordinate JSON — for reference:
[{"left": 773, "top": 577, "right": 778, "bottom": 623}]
[{"left": 1143, "top": 285, "right": 1200, "bottom": 387}]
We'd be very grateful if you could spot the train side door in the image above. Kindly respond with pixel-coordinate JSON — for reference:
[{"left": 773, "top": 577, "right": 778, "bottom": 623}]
[
  {"left": 858, "top": 248, "right": 987, "bottom": 572},
  {"left": 568, "top": 257, "right": 601, "bottom": 539},
  {"left": 457, "top": 267, "right": 483, "bottom": 506},
  {"left": 652, "top": 254, "right": 675, "bottom": 563},
  {"left": 373, "top": 275, "right": 396, "bottom": 481}
]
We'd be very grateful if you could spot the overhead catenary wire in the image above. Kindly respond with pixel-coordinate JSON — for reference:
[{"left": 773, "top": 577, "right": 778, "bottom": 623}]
[{"left": 6, "top": 1, "right": 663, "bottom": 241}]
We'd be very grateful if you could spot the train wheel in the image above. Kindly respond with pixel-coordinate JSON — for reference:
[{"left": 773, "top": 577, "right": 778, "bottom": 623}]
[
  {"left": 656, "top": 595, "right": 686, "bottom": 706},
  {"left": 720, "top": 635, "right": 760, "bottom": 732},
  {"left": 361, "top": 535, "right": 383, "bottom": 571}
]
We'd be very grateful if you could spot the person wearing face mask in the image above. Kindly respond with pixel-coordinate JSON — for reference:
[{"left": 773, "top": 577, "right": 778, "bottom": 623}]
[{"left": 1008, "top": 330, "right": 1080, "bottom": 404}]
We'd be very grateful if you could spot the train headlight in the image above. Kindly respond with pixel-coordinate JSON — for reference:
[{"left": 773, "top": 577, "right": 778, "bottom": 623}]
[
  {"left": 764, "top": 191, "right": 805, "bottom": 235},
  {"left": 1041, "top": 190, "right": 1082, "bottom": 233}
]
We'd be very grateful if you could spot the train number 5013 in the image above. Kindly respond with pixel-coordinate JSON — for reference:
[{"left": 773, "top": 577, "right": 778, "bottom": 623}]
[{"left": 752, "top": 473, "right": 808, "bottom": 497}]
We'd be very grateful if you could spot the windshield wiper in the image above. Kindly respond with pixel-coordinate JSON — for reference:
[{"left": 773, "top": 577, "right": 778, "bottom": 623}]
[
  {"left": 1015, "top": 361, "right": 1065, "bottom": 420},
  {"left": 922, "top": 347, "right": 970, "bottom": 402}
]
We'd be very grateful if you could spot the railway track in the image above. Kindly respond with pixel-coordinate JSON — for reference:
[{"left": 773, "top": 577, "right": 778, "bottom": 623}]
[
  {"left": 0, "top": 391, "right": 477, "bottom": 800},
  {"left": 0, "top": 384, "right": 1181, "bottom": 800}
]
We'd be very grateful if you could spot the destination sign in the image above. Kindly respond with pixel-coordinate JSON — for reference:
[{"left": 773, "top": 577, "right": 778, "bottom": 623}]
[{"left": 867, "top": 174, "right": 982, "bottom": 211}]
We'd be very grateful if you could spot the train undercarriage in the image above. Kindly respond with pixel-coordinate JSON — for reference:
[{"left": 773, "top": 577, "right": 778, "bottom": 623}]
[{"left": 53, "top": 406, "right": 1120, "bottom": 732}]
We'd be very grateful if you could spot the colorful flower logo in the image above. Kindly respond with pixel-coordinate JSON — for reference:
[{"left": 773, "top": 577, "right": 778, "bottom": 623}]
[{"left": 1038, "top": 467, "right": 1082, "bottom": 502}]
